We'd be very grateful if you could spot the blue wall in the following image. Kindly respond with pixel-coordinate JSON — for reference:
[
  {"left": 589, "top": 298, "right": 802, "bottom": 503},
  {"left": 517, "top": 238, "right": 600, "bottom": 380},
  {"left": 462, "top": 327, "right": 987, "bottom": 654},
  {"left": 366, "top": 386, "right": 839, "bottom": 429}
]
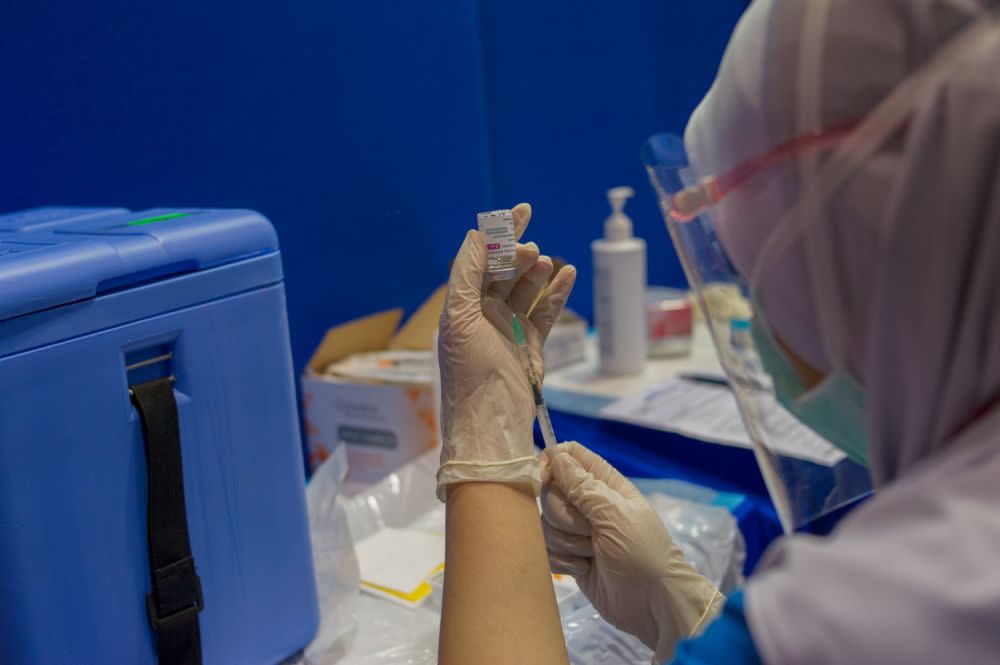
[
  {"left": 2, "top": 1, "right": 746, "bottom": 374},
  {"left": 480, "top": 1, "right": 745, "bottom": 309}
]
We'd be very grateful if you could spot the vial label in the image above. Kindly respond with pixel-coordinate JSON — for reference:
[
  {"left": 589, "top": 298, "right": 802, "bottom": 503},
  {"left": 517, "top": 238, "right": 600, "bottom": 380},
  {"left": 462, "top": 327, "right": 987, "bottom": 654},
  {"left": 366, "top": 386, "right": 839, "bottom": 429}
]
[{"left": 477, "top": 210, "right": 517, "bottom": 275}]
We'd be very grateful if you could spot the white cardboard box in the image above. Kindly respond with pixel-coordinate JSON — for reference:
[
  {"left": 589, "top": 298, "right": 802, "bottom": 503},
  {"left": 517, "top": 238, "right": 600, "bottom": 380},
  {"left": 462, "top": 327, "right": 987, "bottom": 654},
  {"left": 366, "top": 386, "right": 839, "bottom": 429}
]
[{"left": 301, "top": 287, "right": 445, "bottom": 482}]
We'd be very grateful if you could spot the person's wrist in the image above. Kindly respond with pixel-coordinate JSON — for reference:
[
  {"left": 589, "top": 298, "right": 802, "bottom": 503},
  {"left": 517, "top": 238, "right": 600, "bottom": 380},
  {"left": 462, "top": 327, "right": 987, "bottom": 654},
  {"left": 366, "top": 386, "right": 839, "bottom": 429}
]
[{"left": 447, "top": 480, "right": 537, "bottom": 502}]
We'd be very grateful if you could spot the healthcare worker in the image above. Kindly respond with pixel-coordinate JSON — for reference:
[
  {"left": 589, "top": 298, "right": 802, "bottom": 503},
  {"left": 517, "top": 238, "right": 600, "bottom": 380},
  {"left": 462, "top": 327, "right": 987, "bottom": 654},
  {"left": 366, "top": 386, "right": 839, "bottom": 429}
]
[{"left": 436, "top": 1, "right": 1000, "bottom": 663}]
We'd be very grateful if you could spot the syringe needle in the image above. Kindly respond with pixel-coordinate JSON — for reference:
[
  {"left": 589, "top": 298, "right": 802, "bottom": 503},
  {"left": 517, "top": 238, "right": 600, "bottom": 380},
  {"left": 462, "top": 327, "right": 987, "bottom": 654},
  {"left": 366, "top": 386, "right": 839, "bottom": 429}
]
[{"left": 511, "top": 312, "right": 558, "bottom": 450}]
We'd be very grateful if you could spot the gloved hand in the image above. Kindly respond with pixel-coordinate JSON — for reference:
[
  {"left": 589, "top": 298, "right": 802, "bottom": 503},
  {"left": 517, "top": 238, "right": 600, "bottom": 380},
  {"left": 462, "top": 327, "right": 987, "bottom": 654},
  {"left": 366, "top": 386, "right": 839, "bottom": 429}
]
[
  {"left": 540, "top": 442, "right": 725, "bottom": 663},
  {"left": 437, "top": 203, "right": 576, "bottom": 502}
]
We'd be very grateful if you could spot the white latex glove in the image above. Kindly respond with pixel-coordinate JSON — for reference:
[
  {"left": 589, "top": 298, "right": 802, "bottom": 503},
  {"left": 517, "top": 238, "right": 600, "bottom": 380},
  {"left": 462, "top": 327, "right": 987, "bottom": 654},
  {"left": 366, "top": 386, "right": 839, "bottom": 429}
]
[
  {"left": 437, "top": 203, "right": 576, "bottom": 501},
  {"left": 540, "top": 442, "right": 725, "bottom": 664}
]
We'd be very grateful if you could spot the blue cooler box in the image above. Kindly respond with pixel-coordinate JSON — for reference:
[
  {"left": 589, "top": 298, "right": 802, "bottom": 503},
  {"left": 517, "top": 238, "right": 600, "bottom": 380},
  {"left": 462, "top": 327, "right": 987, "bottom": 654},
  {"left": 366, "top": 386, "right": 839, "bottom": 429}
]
[{"left": 0, "top": 207, "right": 319, "bottom": 664}]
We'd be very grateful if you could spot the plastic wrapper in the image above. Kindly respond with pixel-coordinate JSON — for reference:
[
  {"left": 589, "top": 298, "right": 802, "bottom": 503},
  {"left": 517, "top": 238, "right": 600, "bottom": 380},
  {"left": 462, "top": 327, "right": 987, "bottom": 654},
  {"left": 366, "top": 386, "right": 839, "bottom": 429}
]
[
  {"left": 291, "top": 445, "right": 362, "bottom": 665},
  {"left": 340, "top": 450, "right": 443, "bottom": 543},
  {"left": 563, "top": 604, "right": 653, "bottom": 665},
  {"left": 295, "top": 450, "right": 445, "bottom": 664}
]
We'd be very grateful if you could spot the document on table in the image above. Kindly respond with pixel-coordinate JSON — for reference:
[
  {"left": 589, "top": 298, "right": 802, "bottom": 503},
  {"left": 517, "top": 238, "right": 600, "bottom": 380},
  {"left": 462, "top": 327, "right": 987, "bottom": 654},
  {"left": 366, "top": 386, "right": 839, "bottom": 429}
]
[{"left": 599, "top": 378, "right": 846, "bottom": 467}]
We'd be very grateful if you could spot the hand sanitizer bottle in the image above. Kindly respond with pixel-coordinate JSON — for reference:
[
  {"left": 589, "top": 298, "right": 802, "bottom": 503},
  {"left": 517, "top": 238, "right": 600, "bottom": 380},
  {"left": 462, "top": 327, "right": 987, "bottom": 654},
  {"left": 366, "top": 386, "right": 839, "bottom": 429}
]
[{"left": 592, "top": 186, "right": 647, "bottom": 375}]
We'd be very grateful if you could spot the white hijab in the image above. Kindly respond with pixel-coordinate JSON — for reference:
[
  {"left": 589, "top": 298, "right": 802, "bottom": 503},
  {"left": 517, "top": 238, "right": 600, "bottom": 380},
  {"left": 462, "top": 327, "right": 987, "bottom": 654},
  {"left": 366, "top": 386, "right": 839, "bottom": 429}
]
[{"left": 685, "top": 0, "right": 1000, "bottom": 662}]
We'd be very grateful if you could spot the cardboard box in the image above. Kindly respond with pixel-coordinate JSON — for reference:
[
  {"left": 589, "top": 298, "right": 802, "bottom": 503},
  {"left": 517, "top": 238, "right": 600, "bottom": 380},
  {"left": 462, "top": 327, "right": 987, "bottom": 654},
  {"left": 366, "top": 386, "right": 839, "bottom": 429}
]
[
  {"left": 302, "top": 287, "right": 446, "bottom": 482},
  {"left": 543, "top": 308, "right": 588, "bottom": 371}
]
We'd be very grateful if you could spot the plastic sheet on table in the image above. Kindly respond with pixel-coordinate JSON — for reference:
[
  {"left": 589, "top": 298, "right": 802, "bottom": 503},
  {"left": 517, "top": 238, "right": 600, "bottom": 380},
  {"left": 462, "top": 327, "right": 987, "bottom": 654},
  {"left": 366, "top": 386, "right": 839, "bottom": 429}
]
[
  {"left": 297, "top": 448, "right": 745, "bottom": 664},
  {"left": 564, "top": 604, "right": 654, "bottom": 665}
]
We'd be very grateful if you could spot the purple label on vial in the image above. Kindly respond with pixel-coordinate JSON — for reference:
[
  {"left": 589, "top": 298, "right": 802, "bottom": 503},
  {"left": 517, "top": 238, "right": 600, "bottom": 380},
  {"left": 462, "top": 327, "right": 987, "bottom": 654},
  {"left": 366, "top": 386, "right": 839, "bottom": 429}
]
[{"left": 486, "top": 243, "right": 501, "bottom": 250}]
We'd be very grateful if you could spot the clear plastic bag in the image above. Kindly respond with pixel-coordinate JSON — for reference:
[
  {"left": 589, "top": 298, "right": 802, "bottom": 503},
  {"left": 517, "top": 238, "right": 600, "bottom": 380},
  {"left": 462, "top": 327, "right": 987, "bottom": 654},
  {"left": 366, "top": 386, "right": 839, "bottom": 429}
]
[
  {"left": 300, "top": 449, "right": 745, "bottom": 664},
  {"left": 299, "top": 445, "right": 363, "bottom": 664},
  {"left": 563, "top": 604, "right": 654, "bottom": 665},
  {"left": 340, "top": 451, "right": 443, "bottom": 543},
  {"left": 337, "top": 596, "right": 439, "bottom": 665},
  {"left": 296, "top": 450, "right": 444, "bottom": 665}
]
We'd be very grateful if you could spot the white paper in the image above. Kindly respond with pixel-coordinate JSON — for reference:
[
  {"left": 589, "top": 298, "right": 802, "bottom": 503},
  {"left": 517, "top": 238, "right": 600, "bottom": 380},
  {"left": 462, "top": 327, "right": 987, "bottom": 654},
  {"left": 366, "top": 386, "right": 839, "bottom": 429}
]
[
  {"left": 599, "top": 378, "right": 846, "bottom": 467},
  {"left": 544, "top": 327, "right": 723, "bottom": 400},
  {"left": 354, "top": 527, "right": 445, "bottom": 595},
  {"left": 325, "top": 350, "right": 434, "bottom": 385}
]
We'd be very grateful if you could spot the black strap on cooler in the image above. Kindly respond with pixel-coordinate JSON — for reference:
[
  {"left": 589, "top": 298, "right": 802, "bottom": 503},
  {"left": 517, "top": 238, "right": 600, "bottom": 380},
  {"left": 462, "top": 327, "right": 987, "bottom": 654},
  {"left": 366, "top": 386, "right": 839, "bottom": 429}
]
[{"left": 130, "top": 377, "right": 204, "bottom": 665}]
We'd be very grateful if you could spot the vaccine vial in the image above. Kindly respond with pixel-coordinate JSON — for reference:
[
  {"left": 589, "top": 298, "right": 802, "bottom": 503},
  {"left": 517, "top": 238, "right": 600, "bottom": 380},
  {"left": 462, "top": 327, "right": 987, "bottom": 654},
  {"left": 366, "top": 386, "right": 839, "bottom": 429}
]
[{"left": 477, "top": 209, "right": 518, "bottom": 281}]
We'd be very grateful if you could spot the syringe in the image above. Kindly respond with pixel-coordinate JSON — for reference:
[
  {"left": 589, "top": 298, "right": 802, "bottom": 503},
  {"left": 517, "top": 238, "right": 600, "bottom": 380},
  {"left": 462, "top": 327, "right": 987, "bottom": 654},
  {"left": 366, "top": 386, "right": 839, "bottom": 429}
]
[{"left": 511, "top": 313, "right": 558, "bottom": 450}]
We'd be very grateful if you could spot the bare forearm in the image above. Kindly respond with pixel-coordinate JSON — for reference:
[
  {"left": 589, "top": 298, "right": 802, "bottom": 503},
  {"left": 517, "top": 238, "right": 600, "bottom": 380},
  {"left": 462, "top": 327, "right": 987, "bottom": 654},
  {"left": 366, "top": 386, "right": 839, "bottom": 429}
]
[{"left": 439, "top": 482, "right": 569, "bottom": 665}]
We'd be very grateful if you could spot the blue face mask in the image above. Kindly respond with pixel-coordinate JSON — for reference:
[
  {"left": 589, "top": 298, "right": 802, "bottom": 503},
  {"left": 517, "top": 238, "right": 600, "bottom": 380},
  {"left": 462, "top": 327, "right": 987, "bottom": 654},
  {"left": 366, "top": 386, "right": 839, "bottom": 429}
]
[{"left": 750, "top": 317, "right": 870, "bottom": 467}]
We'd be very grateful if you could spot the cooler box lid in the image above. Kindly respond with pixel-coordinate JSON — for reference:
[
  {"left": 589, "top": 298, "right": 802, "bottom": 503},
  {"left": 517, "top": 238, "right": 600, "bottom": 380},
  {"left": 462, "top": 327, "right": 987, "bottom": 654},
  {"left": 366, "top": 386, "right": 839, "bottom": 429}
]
[{"left": 0, "top": 207, "right": 279, "bottom": 322}]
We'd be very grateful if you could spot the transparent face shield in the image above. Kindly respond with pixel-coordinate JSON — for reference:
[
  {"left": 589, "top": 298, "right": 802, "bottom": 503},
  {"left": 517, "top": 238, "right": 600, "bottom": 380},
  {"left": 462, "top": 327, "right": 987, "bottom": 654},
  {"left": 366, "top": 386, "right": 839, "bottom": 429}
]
[
  {"left": 642, "top": 132, "right": 872, "bottom": 533},
  {"left": 642, "top": 8, "right": 999, "bottom": 533}
]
